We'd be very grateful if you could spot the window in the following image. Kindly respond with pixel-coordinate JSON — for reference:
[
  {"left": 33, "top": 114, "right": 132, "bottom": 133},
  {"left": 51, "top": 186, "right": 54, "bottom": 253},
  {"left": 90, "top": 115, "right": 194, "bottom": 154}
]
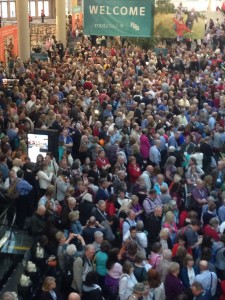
[
  {"left": 29, "top": 1, "right": 36, "bottom": 17},
  {"left": 1, "top": 2, "right": 8, "bottom": 18},
  {"left": 10, "top": 1, "right": 15, "bottom": 17},
  {"left": 43, "top": 1, "right": 49, "bottom": 17},
  {"left": 0, "top": 0, "right": 50, "bottom": 19},
  {"left": 37, "top": 1, "right": 43, "bottom": 16}
]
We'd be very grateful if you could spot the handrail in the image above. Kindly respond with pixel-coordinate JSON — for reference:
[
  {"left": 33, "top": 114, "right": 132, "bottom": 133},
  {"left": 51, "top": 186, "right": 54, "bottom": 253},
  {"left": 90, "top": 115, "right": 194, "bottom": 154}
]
[
  {"left": 0, "top": 207, "right": 9, "bottom": 231},
  {"left": 0, "top": 207, "right": 9, "bottom": 220},
  {"left": 10, "top": 211, "right": 16, "bottom": 230}
]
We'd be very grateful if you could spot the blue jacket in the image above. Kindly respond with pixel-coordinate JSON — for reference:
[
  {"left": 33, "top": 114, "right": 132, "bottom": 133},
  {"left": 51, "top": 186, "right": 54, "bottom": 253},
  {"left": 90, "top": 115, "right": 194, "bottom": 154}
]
[
  {"left": 180, "top": 266, "right": 199, "bottom": 288},
  {"left": 70, "top": 220, "right": 82, "bottom": 235}
]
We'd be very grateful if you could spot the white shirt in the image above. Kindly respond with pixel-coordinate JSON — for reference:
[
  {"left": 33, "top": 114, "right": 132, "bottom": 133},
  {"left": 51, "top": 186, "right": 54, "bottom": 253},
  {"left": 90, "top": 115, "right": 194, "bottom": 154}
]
[
  {"left": 37, "top": 170, "right": 53, "bottom": 189},
  {"left": 187, "top": 267, "right": 195, "bottom": 285},
  {"left": 119, "top": 273, "right": 137, "bottom": 300}
]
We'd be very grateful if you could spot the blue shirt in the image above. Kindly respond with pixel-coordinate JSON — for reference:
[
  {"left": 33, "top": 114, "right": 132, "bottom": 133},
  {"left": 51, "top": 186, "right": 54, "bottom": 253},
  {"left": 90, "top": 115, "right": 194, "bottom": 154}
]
[
  {"left": 16, "top": 179, "right": 33, "bottom": 195},
  {"left": 194, "top": 270, "right": 217, "bottom": 297},
  {"left": 58, "top": 135, "right": 73, "bottom": 145},
  {"left": 218, "top": 205, "right": 225, "bottom": 223}
]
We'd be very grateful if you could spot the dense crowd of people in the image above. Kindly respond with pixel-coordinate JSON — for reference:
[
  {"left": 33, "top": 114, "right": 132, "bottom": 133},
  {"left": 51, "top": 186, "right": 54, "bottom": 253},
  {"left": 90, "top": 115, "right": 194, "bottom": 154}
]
[{"left": 2, "top": 14, "right": 225, "bottom": 300}]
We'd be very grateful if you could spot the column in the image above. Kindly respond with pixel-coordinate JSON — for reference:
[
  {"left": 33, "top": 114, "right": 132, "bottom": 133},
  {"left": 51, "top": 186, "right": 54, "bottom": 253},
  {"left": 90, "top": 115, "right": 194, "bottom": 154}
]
[
  {"left": 56, "top": 0, "right": 66, "bottom": 47},
  {"left": 16, "top": 0, "right": 30, "bottom": 61}
]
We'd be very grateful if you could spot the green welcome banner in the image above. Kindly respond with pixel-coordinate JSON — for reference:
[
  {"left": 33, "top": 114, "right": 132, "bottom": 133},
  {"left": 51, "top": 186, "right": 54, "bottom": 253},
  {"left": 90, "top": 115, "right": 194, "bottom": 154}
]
[{"left": 84, "top": 0, "right": 154, "bottom": 37}]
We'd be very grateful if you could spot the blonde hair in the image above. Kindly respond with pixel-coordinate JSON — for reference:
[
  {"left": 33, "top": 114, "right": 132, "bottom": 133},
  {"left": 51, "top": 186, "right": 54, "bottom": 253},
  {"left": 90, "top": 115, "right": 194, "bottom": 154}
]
[
  {"left": 42, "top": 276, "right": 56, "bottom": 292},
  {"left": 13, "top": 158, "right": 22, "bottom": 167},
  {"left": 159, "top": 228, "right": 169, "bottom": 239},
  {"left": 164, "top": 211, "right": 174, "bottom": 224},
  {"left": 131, "top": 195, "right": 139, "bottom": 204}
]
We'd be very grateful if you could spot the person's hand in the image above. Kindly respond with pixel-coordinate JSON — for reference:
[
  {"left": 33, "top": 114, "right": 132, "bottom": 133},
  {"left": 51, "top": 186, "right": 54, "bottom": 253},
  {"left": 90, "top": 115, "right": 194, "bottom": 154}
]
[
  {"left": 69, "top": 232, "right": 74, "bottom": 240},
  {"left": 76, "top": 234, "right": 83, "bottom": 241}
]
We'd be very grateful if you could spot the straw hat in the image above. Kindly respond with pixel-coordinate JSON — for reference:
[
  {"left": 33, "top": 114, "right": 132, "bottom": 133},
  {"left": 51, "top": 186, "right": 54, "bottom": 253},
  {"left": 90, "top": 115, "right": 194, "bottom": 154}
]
[{"left": 133, "top": 283, "right": 146, "bottom": 294}]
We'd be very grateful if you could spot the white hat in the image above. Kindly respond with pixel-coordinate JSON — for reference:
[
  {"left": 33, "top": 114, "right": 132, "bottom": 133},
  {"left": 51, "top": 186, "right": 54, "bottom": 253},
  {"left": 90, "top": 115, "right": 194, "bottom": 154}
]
[
  {"left": 82, "top": 193, "right": 93, "bottom": 202},
  {"left": 66, "top": 244, "right": 77, "bottom": 256},
  {"left": 168, "top": 146, "right": 175, "bottom": 152}
]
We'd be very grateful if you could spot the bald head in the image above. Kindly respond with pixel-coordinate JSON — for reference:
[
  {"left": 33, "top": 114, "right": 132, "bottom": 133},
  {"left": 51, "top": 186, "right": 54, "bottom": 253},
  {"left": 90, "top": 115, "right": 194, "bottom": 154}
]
[
  {"left": 37, "top": 206, "right": 46, "bottom": 216},
  {"left": 199, "top": 260, "right": 208, "bottom": 271},
  {"left": 68, "top": 293, "right": 80, "bottom": 300}
]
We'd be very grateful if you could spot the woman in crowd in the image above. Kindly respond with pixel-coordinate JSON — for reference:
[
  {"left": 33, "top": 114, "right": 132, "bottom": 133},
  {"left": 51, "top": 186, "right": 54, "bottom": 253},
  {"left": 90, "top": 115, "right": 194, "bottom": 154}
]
[
  {"left": 40, "top": 276, "right": 62, "bottom": 300},
  {"left": 180, "top": 254, "right": 199, "bottom": 288},
  {"left": 164, "top": 156, "right": 177, "bottom": 185},
  {"left": 119, "top": 260, "right": 138, "bottom": 300},
  {"left": 164, "top": 262, "right": 185, "bottom": 300},
  {"left": 147, "top": 268, "right": 165, "bottom": 300},
  {"left": 37, "top": 162, "right": 54, "bottom": 197},
  {"left": 105, "top": 248, "right": 122, "bottom": 300},
  {"left": 82, "top": 271, "right": 103, "bottom": 300},
  {"left": 95, "top": 240, "right": 111, "bottom": 289}
]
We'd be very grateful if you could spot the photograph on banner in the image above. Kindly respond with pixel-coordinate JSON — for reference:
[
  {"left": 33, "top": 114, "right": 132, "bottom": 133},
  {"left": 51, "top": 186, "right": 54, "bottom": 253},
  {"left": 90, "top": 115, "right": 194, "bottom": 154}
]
[
  {"left": 154, "top": 0, "right": 217, "bottom": 40},
  {"left": 83, "top": 0, "right": 154, "bottom": 38}
]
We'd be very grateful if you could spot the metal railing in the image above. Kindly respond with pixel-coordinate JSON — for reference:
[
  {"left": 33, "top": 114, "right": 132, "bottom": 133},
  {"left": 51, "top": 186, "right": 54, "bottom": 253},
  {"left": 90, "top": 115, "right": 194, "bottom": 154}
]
[{"left": 0, "top": 206, "right": 16, "bottom": 251}]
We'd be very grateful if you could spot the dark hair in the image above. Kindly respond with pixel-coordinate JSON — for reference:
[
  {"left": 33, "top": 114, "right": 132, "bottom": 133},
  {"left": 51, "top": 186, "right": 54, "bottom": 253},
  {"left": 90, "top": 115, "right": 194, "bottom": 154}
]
[
  {"left": 90, "top": 161, "right": 97, "bottom": 169},
  {"left": 122, "top": 260, "right": 133, "bottom": 274},
  {"left": 39, "top": 235, "right": 49, "bottom": 247},
  {"left": 106, "top": 248, "right": 119, "bottom": 270},
  {"left": 134, "top": 252, "right": 145, "bottom": 264},
  {"left": 183, "top": 254, "right": 194, "bottom": 267},
  {"left": 149, "top": 189, "right": 157, "bottom": 195},
  {"left": 107, "top": 194, "right": 117, "bottom": 203},
  {"left": 147, "top": 269, "right": 161, "bottom": 288},
  {"left": 17, "top": 169, "right": 24, "bottom": 178},
  {"left": 191, "top": 219, "right": 201, "bottom": 227},
  {"left": 0, "top": 154, "right": 6, "bottom": 162},
  {"left": 200, "top": 247, "right": 212, "bottom": 261},
  {"left": 201, "top": 236, "right": 212, "bottom": 249},
  {"left": 100, "top": 240, "right": 111, "bottom": 253},
  {"left": 85, "top": 271, "right": 98, "bottom": 286},
  {"left": 151, "top": 242, "right": 162, "bottom": 253},
  {"left": 129, "top": 226, "right": 137, "bottom": 232},
  {"left": 176, "top": 234, "right": 187, "bottom": 245},
  {"left": 125, "top": 240, "right": 138, "bottom": 256},
  {"left": 175, "top": 246, "right": 187, "bottom": 259}
]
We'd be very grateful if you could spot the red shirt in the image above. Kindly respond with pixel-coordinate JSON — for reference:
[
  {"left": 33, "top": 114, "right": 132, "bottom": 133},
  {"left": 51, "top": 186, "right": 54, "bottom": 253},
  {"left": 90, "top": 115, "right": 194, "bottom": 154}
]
[
  {"left": 96, "top": 156, "right": 110, "bottom": 170},
  {"left": 172, "top": 243, "right": 192, "bottom": 257},
  {"left": 83, "top": 81, "right": 93, "bottom": 91},
  {"left": 203, "top": 225, "right": 219, "bottom": 241},
  {"left": 127, "top": 163, "right": 142, "bottom": 184},
  {"left": 106, "top": 200, "right": 116, "bottom": 216}
]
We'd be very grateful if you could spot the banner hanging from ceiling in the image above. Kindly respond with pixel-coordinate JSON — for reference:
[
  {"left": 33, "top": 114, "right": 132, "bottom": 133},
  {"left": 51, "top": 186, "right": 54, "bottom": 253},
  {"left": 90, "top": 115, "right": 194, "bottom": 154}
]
[{"left": 84, "top": 0, "right": 154, "bottom": 37}]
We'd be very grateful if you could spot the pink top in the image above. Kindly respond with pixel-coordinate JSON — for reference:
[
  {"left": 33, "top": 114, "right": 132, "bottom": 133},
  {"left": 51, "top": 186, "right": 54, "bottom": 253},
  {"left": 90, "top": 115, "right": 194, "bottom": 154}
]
[
  {"left": 163, "top": 222, "right": 178, "bottom": 234},
  {"left": 140, "top": 134, "right": 150, "bottom": 159},
  {"left": 108, "top": 262, "right": 123, "bottom": 279},
  {"left": 148, "top": 252, "right": 162, "bottom": 269}
]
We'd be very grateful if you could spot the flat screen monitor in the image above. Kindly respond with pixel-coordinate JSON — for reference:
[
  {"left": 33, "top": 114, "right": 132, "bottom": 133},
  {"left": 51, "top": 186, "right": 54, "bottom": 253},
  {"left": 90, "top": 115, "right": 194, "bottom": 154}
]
[{"left": 28, "top": 133, "right": 49, "bottom": 163}]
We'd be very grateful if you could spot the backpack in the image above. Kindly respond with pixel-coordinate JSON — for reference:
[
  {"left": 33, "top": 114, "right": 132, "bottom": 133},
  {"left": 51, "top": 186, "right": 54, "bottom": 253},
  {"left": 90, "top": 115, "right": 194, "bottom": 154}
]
[
  {"left": 149, "top": 254, "right": 161, "bottom": 269},
  {"left": 177, "top": 225, "right": 188, "bottom": 238}
]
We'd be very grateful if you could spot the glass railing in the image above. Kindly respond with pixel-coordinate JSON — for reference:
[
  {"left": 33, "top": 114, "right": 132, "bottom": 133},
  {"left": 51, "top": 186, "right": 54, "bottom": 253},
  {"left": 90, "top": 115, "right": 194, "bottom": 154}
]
[{"left": 0, "top": 205, "right": 33, "bottom": 255}]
